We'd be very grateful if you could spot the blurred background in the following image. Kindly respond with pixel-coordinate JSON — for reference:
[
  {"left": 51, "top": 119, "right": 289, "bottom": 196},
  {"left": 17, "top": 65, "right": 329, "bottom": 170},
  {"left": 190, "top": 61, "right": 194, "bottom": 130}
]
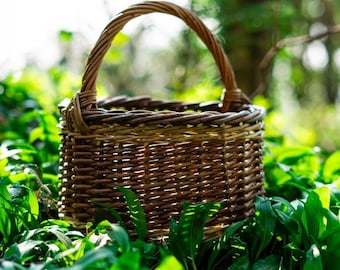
[{"left": 1, "top": 0, "right": 340, "bottom": 151}]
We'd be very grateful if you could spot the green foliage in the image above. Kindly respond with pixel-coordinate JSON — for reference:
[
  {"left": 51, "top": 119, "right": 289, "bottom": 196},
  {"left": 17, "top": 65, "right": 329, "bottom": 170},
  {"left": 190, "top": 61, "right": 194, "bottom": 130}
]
[
  {"left": 264, "top": 143, "right": 340, "bottom": 207},
  {"left": 322, "top": 151, "right": 340, "bottom": 183},
  {"left": 116, "top": 186, "right": 148, "bottom": 241},
  {"left": 168, "top": 202, "right": 221, "bottom": 269},
  {"left": 1, "top": 30, "right": 340, "bottom": 269},
  {"left": 0, "top": 179, "right": 40, "bottom": 251},
  {"left": 1, "top": 155, "right": 340, "bottom": 269}
]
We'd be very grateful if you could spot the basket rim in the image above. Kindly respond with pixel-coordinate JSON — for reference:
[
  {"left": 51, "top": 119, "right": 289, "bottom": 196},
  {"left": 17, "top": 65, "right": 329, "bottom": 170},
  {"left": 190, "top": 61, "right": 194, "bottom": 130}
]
[{"left": 60, "top": 96, "right": 265, "bottom": 127}]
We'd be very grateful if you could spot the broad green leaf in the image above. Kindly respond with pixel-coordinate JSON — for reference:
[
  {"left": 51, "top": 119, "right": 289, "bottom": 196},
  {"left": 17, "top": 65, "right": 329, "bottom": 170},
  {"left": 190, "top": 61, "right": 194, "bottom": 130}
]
[
  {"left": 27, "top": 188, "right": 39, "bottom": 220},
  {"left": 271, "top": 196, "right": 295, "bottom": 212},
  {"left": 116, "top": 186, "right": 147, "bottom": 241},
  {"left": 29, "top": 126, "right": 45, "bottom": 144},
  {"left": 271, "top": 146, "right": 319, "bottom": 181},
  {"left": 208, "top": 219, "right": 247, "bottom": 270},
  {"left": 252, "top": 197, "right": 277, "bottom": 260},
  {"left": 5, "top": 240, "right": 43, "bottom": 262},
  {"left": 320, "top": 224, "right": 340, "bottom": 251},
  {"left": 303, "top": 244, "right": 322, "bottom": 270},
  {"left": 71, "top": 237, "right": 96, "bottom": 262},
  {"left": 322, "top": 253, "right": 340, "bottom": 270},
  {"left": 0, "top": 181, "right": 12, "bottom": 243},
  {"left": 130, "top": 240, "right": 156, "bottom": 260},
  {"left": 322, "top": 151, "right": 340, "bottom": 183},
  {"left": 38, "top": 111, "right": 59, "bottom": 135},
  {"left": 107, "top": 223, "right": 130, "bottom": 253},
  {"left": 112, "top": 250, "right": 141, "bottom": 270},
  {"left": 156, "top": 254, "right": 184, "bottom": 270},
  {"left": 168, "top": 217, "right": 187, "bottom": 268},
  {"left": 48, "top": 227, "right": 73, "bottom": 248},
  {"left": 40, "top": 219, "right": 71, "bottom": 229},
  {"left": 0, "top": 158, "right": 9, "bottom": 177},
  {"left": 272, "top": 146, "right": 316, "bottom": 163},
  {"left": 3, "top": 242, "right": 20, "bottom": 262},
  {"left": 168, "top": 202, "right": 221, "bottom": 268},
  {"left": 271, "top": 196, "right": 299, "bottom": 236},
  {"left": 314, "top": 186, "right": 330, "bottom": 210},
  {"left": 9, "top": 172, "right": 31, "bottom": 183},
  {"left": 228, "top": 255, "right": 250, "bottom": 270},
  {"left": 252, "top": 254, "right": 281, "bottom": 270},
  {"left": 301, "top": 192, "right": 326, "bottom": 241},
  {"left": 67, "top": 246, "right": 118, "bottom": 269}
]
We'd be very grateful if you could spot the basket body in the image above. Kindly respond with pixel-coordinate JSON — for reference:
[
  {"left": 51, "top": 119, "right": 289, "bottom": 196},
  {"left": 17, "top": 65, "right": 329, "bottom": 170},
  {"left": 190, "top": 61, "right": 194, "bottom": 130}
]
[
  {"left": 58, "top": 97, "right": 265, "bottom": 237},
  {"left": 57, "top": 1, "right": 266, "bottom": 239}
]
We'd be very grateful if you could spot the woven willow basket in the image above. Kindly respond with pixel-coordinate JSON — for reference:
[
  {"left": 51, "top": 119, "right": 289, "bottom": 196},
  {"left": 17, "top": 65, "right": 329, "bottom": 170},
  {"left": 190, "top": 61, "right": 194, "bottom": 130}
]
[{"left": 58, "top": 1, "right": 265, "bottom": 239}]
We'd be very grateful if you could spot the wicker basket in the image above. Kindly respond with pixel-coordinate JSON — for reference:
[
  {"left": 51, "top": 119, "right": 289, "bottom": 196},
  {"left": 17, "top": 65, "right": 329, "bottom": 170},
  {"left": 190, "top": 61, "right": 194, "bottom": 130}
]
[{"left": 58, "top": 1, "right": 265, "bottom": 239}]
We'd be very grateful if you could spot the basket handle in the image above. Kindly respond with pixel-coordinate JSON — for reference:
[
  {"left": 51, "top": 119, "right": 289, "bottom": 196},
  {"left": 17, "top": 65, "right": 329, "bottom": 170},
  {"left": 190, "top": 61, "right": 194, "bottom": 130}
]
[{"left": 72, "top": 1, "right": 250, "bottom": 130}]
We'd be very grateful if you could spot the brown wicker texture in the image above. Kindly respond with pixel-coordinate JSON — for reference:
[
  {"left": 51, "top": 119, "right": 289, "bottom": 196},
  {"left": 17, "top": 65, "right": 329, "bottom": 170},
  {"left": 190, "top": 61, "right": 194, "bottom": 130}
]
[{"left": 58, "top": 1, "right": 265, "bottom": 239}]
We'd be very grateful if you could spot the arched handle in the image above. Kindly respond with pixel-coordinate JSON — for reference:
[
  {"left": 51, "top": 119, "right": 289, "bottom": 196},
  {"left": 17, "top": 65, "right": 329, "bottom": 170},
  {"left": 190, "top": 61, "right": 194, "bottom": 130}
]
[{"left": 75, "top": 1, "right": 249, "bottom": 119}]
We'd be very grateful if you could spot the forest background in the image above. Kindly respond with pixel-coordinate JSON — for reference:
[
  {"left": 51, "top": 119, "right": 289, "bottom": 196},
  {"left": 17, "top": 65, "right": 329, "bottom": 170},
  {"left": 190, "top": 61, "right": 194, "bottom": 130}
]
[
  {"left": 1, "top": 0, "right": 340, "bottom": 269},
  {"left": 1, "top": 0, "right": 340, "bottom": 151}
]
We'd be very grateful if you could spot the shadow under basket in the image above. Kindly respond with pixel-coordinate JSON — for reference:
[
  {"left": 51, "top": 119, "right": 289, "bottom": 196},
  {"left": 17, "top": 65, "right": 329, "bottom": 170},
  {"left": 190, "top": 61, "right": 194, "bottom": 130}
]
[{"left": 57, "top": 1, "right": 266, "bottom": 240}]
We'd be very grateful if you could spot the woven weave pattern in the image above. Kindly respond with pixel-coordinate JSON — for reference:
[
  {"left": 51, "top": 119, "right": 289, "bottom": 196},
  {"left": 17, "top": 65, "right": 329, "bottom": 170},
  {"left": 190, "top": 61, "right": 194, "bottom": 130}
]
[{"left": 58, "top": 1, "right": 265, "bottom": 239}]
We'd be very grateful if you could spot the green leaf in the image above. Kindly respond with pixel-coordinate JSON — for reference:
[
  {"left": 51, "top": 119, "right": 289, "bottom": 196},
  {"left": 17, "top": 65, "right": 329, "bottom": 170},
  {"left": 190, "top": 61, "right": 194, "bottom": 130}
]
[
  {"left": 67, "top": 246, "right": 118, "bottom": 269},
  {"left": 29, "top": 127, "right": 45, "bottom": 144},
  {"left": 168, "top": 202, "right": 221, "bottom": 268},
  {"left": 0, "top": 181, "right": 13, "bottom": 244},
  {"left": 116, "top": 187, "right": 148, "bottom": 241},
  {"left": 40, "top": 219, "right": 71, "bottom": 229},
  {"left": 272, "top": 146, "right": 316, "bottom": 163},
  {"left": 107, "top": 223, "right": 130, "bottom": 253},
  {"left": 112, "top": 250, "right": 141, "bottom": 270},
  {"left": 301, "top": 191, "right": 327, "bottom": 242},
  {"left": 229, "top": 255, "right": 250, "bottom": 270},
  {"left": 252, "top": 255, "right": 281, "bottom": 270},
  {"left": 320, "top": 224, "right": 340, "bottom": 251},
  {"left": 252, "top": 197, "right": 277, "bottom": 260},
  {"left": 271, "top": 146, "right": 319, "bottom": 182},
  {"left": 5, "top": 240, "right": 43, "bottom": 262},
  {"left": 156, "top": 252, "right": 184, "bottom": 270},
  {"left": 3, "top": 242, "right": 21, "bottom": 262},
  {"left": 271, "top": 197, "right": 300, "bottom": 239},
  {"left": 314, "top": 186, "right": 331, "bottom": 210},
  {"left": 9, "top": 172, "right": 31, "bottom": 183},
  {"left": 27, "top": 188, "right": 39, "bottom": 220},
  {"left": 323, "top": 151, "right": 340, "bottom": 183},
  {"left": 207, "top": 219, "right": 247, "bottom": 269},
  {"left": 303, "top": 244, "right": 322, "bottom": 270},
  {"left": 0, "top": 158, "right": 10, "bottom": 177},
  {"left": 48, "top": 227, "right": 73, "bottom": 248}
]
